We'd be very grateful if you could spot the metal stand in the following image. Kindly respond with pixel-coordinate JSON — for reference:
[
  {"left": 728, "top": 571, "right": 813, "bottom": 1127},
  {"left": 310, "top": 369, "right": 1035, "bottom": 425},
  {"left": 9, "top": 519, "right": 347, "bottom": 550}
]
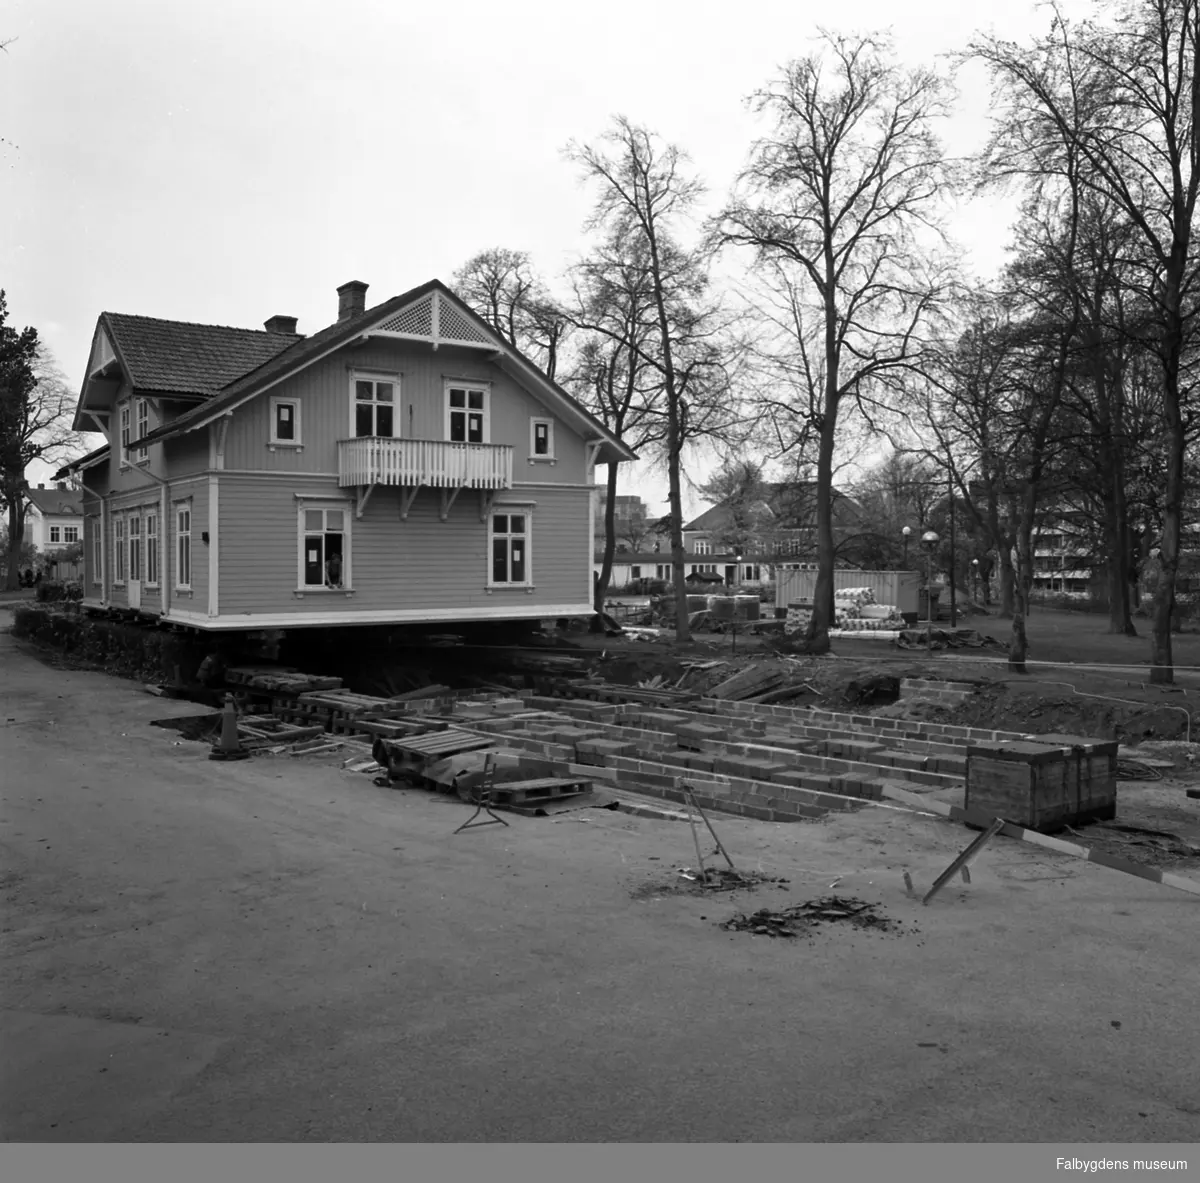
[
  {"left": 453, "top": 754, "right": 509, "bottom": 834},
  {"left": 919, "top": 817, "right": 1004, "bottom": 905},
  {"left": 681, "top": 783, "right": 738, "bottom": 881}
]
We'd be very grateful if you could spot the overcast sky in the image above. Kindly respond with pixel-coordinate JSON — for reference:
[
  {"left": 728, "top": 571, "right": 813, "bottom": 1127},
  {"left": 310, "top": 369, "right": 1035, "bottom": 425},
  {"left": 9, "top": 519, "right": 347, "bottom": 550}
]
[{"left": 4, "top": 0, "right": 1088, "bottom": 507}]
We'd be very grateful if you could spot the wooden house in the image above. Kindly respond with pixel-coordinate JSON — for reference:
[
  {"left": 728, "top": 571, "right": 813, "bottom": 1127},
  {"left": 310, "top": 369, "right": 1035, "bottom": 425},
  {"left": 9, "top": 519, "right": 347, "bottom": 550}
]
[{"left": 56, "top": 280, "right": 636, "bottom": 631}]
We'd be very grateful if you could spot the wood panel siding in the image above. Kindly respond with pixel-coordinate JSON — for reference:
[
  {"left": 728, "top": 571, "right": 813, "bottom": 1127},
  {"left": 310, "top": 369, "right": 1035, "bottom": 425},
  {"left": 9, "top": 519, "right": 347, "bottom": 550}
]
[
  {"left": 218, "top": 341, "right": 587, "bottom": 484},
  {"left": 214, "top": 473, "right": 592, "bottom": 619}
]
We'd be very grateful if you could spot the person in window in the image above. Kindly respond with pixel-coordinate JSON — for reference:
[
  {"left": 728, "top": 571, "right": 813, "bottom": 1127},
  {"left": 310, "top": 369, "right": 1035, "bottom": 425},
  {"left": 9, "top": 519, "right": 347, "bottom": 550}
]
[{"left": 325, "top": 553, "right": 343, "bottom": 589}]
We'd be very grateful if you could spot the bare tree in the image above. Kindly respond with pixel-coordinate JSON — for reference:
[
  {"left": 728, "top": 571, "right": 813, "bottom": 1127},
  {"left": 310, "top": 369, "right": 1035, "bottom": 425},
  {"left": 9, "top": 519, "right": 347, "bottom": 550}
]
[
  {"left": 971, "top": 0, "right": 1200, "bottom": 681},
  {"left": 567, "top": 117, "right": 740, "bottom": 640},
  {"left": 0, "top": 305, "right": 82, "bottom": 589},
  {"left": 451, "top": 247, "right": 569, "bottom": 379},
  {"left": 713, "top": 31, "right": 955, "bottom": 653}
]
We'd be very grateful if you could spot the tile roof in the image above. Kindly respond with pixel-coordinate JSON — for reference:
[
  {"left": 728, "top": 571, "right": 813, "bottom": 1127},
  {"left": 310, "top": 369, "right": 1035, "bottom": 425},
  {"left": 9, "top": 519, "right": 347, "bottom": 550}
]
[
  {"left": 26, "top": 486, "right": 84, "bottom": 516},
  {"left": 103, "top": 313, "right": 302, "bottom": 396}
]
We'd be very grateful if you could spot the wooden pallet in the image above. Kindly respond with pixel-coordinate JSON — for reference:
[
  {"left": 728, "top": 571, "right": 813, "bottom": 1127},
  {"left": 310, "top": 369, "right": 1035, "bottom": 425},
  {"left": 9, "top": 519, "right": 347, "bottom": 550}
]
[{"left": 488, "top": 777, "right": 592, "bottom": 804}]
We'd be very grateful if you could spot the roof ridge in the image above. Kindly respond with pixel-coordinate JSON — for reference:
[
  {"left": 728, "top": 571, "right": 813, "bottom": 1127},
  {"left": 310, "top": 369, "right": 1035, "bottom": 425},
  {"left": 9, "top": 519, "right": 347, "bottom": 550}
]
[{"left": 104, "top": 311, "right": 302, "bottom": 337}]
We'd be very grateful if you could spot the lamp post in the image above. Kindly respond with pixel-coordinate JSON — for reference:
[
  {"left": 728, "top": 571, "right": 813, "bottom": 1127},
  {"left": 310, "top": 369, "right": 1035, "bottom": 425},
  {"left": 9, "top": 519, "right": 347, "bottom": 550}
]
[
  {"left": 971, "top": 558, "right": 980, "bottom": 602},
  {"left": 922, "top": 530, "right": 940, "bottom": 656},
  {"left": 902, "top": 525, "right": 912, "bottom": 569},
  {"left": 732, "top": 553, "right": 742, "bottom": 655}
]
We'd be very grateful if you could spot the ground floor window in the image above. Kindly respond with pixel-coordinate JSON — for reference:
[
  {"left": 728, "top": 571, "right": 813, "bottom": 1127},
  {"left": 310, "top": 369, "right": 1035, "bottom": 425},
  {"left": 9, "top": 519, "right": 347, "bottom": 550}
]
[
  {"left": 175, "top": 503, "right": 191, "bottom": 590},
  {"left": 490, "top": 510, "right": 529, "bottom": 586},
  {"left": 114, "top": 517, "right": 126, "bottom": 583},
  {"left": 91, "top": 516, "right": 102, "bottom": 584},
  {"left": 146, "top": 512, "right": 159, "bottom": 585},
  {"left": 128, "top": 514, "right": 142, "bottom": 581},
  {"left": 300, "top": 506, "right": 348, "bottom": 589}
]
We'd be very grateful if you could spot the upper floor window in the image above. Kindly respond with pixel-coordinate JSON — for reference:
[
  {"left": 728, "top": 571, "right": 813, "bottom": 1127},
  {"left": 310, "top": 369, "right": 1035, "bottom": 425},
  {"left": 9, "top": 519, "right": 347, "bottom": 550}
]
[
  {"left": 175, "top": 503, "right": 192, "bottom": 590},
  {"left": 63, "top": 526, "right": 79, "bottom": 543},
  {"left": 353, "top": 377, "right": 395, "bottom": 438},
  {"left": 446, "top": 384, "right": 489, "bottom": 444},
  {"left": 49, "top": 526, "right": 61, "bottom": 543},
  {"left": 300, "top": 506, "right": 349, "bottom": 590},
  {"left": 134, "top": 399, "right": 149, "bottom": 462},
  {"left": 530, "top": 417, "right": 554, "bottom": 460},
  {"left": 270, "top": 397, "right": 302, "bottom": 446},
  {"left": 693, "top": 539, "right": 711, "bottom": 556},
  {"left": 119, "top": 403, "right": 131, "bottom": 466}
]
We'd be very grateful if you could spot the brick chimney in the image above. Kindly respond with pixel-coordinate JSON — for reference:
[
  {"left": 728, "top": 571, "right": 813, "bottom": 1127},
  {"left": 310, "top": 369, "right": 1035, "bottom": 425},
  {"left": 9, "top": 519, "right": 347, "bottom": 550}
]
[
  {"left": 56, "top": 481, "right": 66, "bottom": 490},
  {"left": 263, "top": 315, "right": 298, "bottom": 334},
  {"left": 37, "top": 483, "right": 45, "bottom": 489},
  {"left": 337, "top": 281, "right": 369, "bottom": 322}
]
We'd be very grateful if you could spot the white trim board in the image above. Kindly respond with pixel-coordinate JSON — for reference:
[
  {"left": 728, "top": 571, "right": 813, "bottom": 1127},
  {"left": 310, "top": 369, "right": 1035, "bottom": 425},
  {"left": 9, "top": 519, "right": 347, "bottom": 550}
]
[{"left": 159, "top": 602, "right": 595, "bottom": 630}]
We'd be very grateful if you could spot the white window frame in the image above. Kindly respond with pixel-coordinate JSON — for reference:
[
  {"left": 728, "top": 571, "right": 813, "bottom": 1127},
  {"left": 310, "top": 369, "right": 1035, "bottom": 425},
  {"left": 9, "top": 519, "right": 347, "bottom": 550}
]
[
  {"left": 134, "top": 398, "right": 149, "bottom": 463},
  {"left": 49, "top": 526, "right": 61, "bottom": 543},
  {"left": 693, "top": 539, "right": 711, "bottom": 556},
  {"left": 174, "top": 501, "right": 192, "bottom": 591},
  {"left": 119, "top": 402, "right": 131, "bottom": 467},
  {"left": 269, "top": 396, "right": 303, "bottom": 448},
  {"left": 63, "top": 525, "right": 80, "bottom": 543},
  {"left": 113, "top": 516, "right": 126, "bottom": 585},
  {"left": 145, "top": 511, "right": 159, "bottom": 587},
  {"left": 444, "top": 382, "right": 490, "bottom": 445},
  {"left": 487, "top": 505, "right": 532, "bottom": 589},
  {"left": 297, "top": 500, "right": 352, "bottom": 592},
  {"left": 91, "top": 516, "right": 102, "bottom": 585},
  {"left": 529, "top": 416, "right": 555, "bottom": 462},
  {"left": 128, "top": 513, "right": 142, "bottom": 582},
  {"left": 350, "top": 373, "right": 399, "bottom": 439}
]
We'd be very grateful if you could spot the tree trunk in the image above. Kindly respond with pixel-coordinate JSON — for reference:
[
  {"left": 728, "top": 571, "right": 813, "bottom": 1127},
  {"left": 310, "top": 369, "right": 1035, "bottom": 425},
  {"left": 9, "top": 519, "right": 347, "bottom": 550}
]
[
  {"left": 1009, "top": 518, "right": 1033, "bottom": 673},
  {"left": 4, "top": 497, "right": 24, "bottom": 592},
  {"left": 1150, "top": 408, "right": 1184, "bottom": 683},
  {"left": 1103, "top": 458, "right": 1136, "bottom": 636},
  {"left": 593, "top": 463, "right": 620, "bottom": 616},
  {"left": 804, "top": 416, "right": 838, "bottom": 655},
  {"left": 997, "top": 546, "right": 1016, "bottom": 618}
]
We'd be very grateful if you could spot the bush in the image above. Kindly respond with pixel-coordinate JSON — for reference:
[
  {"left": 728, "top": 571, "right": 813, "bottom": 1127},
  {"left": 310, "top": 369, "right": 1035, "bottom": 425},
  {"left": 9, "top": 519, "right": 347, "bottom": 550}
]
[
  {"left": 35, "top": 580, "right": 83, "bottom": 603},
  {"left": 11, "top": 605, "right": 212, "bottom": 683}
]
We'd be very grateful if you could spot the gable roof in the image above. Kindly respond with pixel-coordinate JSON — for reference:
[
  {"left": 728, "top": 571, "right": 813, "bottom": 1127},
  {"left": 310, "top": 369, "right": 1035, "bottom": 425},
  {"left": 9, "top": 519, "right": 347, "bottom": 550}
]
[
  {"left": 683, "top": 482, "right": 863, "bottom": 533},
  {"left": 125, "top": 280, "right": 636, "bottom": 466},
  {"left": 26, "top": 486, "right": 83, "bottom": 517},
  {"left": 102, "top": 314, "right": 303, "bottom": 397}
]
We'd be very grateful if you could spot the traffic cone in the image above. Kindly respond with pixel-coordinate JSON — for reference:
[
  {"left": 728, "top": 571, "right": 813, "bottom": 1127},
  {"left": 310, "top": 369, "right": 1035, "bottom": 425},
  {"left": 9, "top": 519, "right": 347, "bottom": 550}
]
[{"left": 209, "top": 692, "right": 250, "bottom": 761}]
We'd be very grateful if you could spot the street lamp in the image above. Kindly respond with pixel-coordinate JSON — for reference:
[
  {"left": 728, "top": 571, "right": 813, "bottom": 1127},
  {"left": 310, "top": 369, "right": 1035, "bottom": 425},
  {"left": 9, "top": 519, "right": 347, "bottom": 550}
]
[
  {"left": 902, "top": 525, "right": 912, "bottom": 569},
  {"left": 922, "top": 530, "right": 940, "bottom": 656},
  {"left": 732, "top": 553, "right": 743, "bottom": 655},
  {"left": 971, "top": 557, "right": 980, "bottom": 602}
]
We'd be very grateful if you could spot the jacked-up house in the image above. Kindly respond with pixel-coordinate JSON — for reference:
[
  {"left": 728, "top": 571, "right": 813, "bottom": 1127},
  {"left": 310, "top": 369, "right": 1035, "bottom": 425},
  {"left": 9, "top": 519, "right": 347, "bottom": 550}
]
[{"left": 57, "top": 280, "right": 636, "bottom": 631}]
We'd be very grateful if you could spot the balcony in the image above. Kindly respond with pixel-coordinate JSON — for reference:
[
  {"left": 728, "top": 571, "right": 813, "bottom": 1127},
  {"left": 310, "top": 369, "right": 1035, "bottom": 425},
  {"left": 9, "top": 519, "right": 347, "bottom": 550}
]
[{"left": 338, "top": 437, "right": 513, "bottom": 520}]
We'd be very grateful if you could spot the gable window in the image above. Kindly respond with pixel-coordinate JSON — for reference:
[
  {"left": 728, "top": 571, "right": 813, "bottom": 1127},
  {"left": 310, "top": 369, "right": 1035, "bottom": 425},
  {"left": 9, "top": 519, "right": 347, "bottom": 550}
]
[
  {"left": 134, "top": 399, "right": 149, "bottom": 462},
  {"left": 114, "top": 517, "right": 126, "bottom": 584},
  {"left": 353, "top": 378, "right": 395, "bottom": 438},
  {"left": 49, "top": 526, "right": 61, "bottom": 543},
  {"left": 128, "top": 514, "right": 142, "bottom": 582},
  {"left": 300, "top": 506, "right": 349, "bottom": 590},
  {"left": 64, "top": 526, "right": 79, "bottom": 543},
  {"left": 693, "top": 539, "right": 711, "bottom": 556},
  {"left": 146, "top": 512, "right": 159, "bottom": 586},
  {"left": 175, "top": 503, "right": 191, "bottom": 590},
  {"left": 489, "top": 510, "right": 530, "bottom": 587},
  {"left": 91, "top": 517, "right": 102, "bottom": 585},
  {"left": 446, "top": 385, "right": 488, "bottom": 444},
  {"left": 120, "top": 403, "right": 131, "bottom": 466},
  {"left": 530, "top": 417, "right": 554, "bottom": 460},
  {"left": 270, "top": 397, "right": 302, "bottom": 446}
]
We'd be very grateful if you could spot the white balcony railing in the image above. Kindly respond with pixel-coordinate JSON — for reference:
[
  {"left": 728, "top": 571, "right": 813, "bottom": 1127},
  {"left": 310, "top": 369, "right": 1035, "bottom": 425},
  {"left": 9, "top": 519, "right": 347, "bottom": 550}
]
[{"left": 338, "top": 438, "right": 513, "bottom": 490}]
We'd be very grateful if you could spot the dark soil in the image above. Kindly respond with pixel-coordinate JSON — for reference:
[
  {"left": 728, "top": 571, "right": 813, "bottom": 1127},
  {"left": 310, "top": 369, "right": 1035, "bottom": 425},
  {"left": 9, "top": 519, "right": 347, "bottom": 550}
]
[{"left": 719, "top": 896, "right": 906, "bottom": 939}]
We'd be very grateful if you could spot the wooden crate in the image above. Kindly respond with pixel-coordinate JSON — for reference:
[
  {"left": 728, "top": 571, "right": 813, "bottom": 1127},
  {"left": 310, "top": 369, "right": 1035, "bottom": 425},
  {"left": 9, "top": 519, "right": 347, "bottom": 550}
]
[
  {"left": 965, "top": 738, "right": 1114, "bottom": 832},
  {"left": 1031, "top": 732, "right": 1118, "bottom": 822}
]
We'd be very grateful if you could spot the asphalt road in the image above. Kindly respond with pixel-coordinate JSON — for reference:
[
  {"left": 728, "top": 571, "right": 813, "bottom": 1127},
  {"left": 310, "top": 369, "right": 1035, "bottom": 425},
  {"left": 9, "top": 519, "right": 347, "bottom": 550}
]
[{"left": 2, "top": 611, "right": 1199, "bottom": 1143}]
